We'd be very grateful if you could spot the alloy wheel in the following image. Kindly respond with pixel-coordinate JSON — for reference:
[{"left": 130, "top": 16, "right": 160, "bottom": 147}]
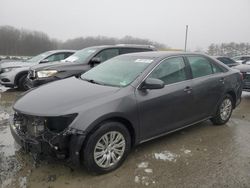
[
  {"left": 94, "top": 131, "right": 126, "bottom": 168},
  {"left": 220, "top": 98, "right": 232, "bottom": 121}
]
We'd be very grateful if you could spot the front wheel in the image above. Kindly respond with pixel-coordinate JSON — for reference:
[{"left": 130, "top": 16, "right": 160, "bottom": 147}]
[
  {"left": 82, "top": 122, "right": 131, "bottom": 174},
  {"left": 18, "top": 74, "right": 29, "bottom": 91},
  {"left": 210, "top": 94, "right": 233, "bottom": 125}
]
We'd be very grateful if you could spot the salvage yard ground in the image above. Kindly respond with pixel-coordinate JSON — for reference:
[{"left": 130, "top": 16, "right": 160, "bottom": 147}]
[{"left": 0, "top": 85, "right": 250, "bottom": 188}]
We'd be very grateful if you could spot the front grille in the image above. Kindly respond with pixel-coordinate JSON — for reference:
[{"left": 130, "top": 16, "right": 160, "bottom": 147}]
[{"left": 13, "top": 112, "right": 77, "bottom": 137}]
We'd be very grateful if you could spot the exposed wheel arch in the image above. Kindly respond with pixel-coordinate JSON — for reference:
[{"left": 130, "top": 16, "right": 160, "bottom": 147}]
[
  {"left": 85, "top": 117, "right": 136, "bottom": 148},
  {"left": 226, "top": 90, "right": 236, "bottom": 109}
]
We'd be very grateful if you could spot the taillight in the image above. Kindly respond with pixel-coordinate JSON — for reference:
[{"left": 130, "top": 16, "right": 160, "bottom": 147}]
[
  {"left": 240, "top": 72, "right": 244, "bottom": 80},
  {"left": 241, "top": 72, "right": 246, "bottom": 80}
]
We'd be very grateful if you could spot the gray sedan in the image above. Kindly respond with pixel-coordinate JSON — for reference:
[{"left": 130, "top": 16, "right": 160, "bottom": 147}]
[{"left": 11, "top": 52, "right": 242, "bottom": 174}]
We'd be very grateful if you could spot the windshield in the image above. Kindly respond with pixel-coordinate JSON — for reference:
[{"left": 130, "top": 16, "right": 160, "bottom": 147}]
[
  {"left": 63, "top": 47, "right": 98, "bottom": 63},
  {"left": 27, "top": 51, "right": 52, "bottom": 63},
  {"left": 81, "top": 56, "right": 154, "bottom": 87}
]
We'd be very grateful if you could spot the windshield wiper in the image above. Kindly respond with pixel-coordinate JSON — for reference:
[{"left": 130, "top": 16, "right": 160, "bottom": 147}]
[{"left": 81, "top": 78, "right": 105, "bottom": 85}]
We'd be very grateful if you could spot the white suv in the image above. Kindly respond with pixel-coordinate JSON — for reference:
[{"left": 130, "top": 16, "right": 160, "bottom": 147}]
[{"left": 0, "top": 50, "right": 75, "bottom": 90}]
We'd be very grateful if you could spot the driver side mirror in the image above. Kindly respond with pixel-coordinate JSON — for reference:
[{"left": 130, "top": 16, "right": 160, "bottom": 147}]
[
  {"left": 140, "top": 78, "right": 164, "bottom": 90},
  {"left": 40, "top": 59, "right": 50, "bottom": 64},
  {"left": 90, "top": 57, "right": 101, "bottom": 66}
]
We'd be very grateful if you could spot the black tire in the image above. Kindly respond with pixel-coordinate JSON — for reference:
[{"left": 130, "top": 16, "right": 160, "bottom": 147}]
[
  {"left": 82, "top": 121, "right": 131, "bottom": 174},
  {"left": 18, "top": 74, "right": 29, "bottom": 91},
  {"left": 210, "top": 94, "right": 233, "bottom": 125}
]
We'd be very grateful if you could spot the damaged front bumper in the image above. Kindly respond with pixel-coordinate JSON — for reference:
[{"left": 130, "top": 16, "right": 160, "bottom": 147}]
[{"left": 10, "top": 115, "right": 86, "bottom": 166}]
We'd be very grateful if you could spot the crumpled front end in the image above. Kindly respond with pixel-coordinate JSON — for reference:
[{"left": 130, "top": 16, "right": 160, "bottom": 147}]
[
  {"left": 10, "top": 111, "right": 85, "bottom": 165},
  {"left": 26, "top": 69, "right": 59, "bottom": 89}
]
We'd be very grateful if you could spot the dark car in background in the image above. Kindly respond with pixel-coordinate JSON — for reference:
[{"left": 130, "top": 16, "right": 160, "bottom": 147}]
[
  {"left": 26, "top": 45, "right": 156, "bottom": 88},
  {"left": 11, "top": 52, "right": 242, "bottom": 174},
  {"left": 232, "top": 55, "right": 250, "bottom": 64},
  {"left": 233, "top": 64, "right": 250, "bottom": 91},
  {"left": 214, "top": 56, "right": 239, "bottom": 67},
  {"left": 0, "top": 50, "right": 75, "bottom": 90}
]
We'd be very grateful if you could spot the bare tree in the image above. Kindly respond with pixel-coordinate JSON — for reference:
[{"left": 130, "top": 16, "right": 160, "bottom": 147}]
[
  {"left": 207, "top": 42, "right": 250, "bottom": 57},
  {"left": 0, "top": 25, "right": 167, "bottom": 56}
]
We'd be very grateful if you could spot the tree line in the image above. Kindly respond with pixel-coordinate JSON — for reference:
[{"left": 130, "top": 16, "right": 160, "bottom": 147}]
[
  {"left": 0, "top": 25, "right": 166, "bottom": 56},
  {"left": 0, "top": 26, "right": 58, "bottom": 56},
  {"left": 207, "top": 42, "right": 250, "bottom": 57}
]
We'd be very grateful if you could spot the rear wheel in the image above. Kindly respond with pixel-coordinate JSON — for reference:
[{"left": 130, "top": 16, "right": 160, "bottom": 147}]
[
  {"left": 211, "top": 94, "right": 233, "bottom": 125},
  {"left": 18, "top": 74, "right": 29, "bottom": 91},
  {"left": 82, "top": 121, "right": 131, "bottom": 174}
]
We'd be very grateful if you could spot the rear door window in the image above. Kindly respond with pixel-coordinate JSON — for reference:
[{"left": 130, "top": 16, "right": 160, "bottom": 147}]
[{"left": 187, "top": 56, "right": 213, "bottom": 78}]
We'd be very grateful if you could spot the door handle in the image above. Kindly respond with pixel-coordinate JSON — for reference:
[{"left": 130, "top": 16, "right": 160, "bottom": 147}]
[
  {"left": 219, "top": 77, "right": 225, "bottom": 84},
  {"left": 184, "top": 86, "right": 192, "bottom": 93}
]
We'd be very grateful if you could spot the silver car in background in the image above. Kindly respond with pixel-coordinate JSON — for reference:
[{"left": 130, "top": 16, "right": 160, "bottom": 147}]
[{"left": 0, "top": 50, "right": 75, "bottom": 90}]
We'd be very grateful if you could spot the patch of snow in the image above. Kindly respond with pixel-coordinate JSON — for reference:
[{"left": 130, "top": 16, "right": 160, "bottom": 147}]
[
  {"left": 0, "top": 86, "right": 8, "bottom": 92},
  {"left": 0, "top": 111, "right": 10, "bottom": 121},
  {"left": 137, "top": 162, "right": 149, "bottom": 168},
  {"left": 184, "top": 149, "right": 191, "bottom": 154},
  {"left": 141, "top": 176, "right": 150, "bottom": 186},
  {"left": 154, "top": 150, "right": 179, "bottom": 162},
  {"left": 144, "top": 168, "right": 153, "bottom": 173},
  {"left": 18, "top": 177, "right": 27, "bottom": 188},
  {"left": 134, "top": 176, "right": 140, "bottom": 183},
  {"left": 1, "top": 178, "right": 12, "bottom": 188}
]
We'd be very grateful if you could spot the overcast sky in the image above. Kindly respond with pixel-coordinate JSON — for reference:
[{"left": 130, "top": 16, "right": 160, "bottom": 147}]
[{"left": 1, "top": 0, "right": 250, "bottom": 50}]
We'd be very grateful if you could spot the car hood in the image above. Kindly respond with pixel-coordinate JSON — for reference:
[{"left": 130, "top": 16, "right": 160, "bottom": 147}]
[
  {"left": 1, "top": 61, "right": 33, "bottom": 68},
  {"left": 233, "top": 64, "right": 250, "bottom": 72},
  {"left": 31, "top": 61, "right": 88, "bottom": 71},
  {"left": 30, "top": 61, "right": 64, "bottom": 70},
  {"left": 14, "top": 77, "right": 120, "bottom": 116}
]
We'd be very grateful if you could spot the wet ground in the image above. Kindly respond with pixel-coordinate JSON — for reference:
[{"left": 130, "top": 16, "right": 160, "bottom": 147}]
[{"left": 0, "top": 85, "right": 250, "bottom": 188}]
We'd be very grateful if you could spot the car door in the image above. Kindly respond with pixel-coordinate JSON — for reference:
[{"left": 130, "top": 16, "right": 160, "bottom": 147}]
[
  {"left": 185, "top": 55, "right": 226, "bottom": 121},
  {"left": 135, "top": 57, "right": 195, "bottom": 140}
]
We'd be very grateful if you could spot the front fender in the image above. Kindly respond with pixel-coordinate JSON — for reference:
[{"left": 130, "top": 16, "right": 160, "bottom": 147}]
[
  {"left": 70, "top": 95, "right": 140, "bottom": 143},
  {"left": 14, "top": 69, "right": 29, "bottom": 85}
]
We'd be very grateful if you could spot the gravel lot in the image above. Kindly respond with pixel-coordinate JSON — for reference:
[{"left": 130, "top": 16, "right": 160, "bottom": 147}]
[{"left": 0, "top": 85, "right": 250, "bottom": 188}]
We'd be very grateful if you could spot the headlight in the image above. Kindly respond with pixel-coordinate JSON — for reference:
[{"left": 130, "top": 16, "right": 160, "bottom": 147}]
[
  {"left": 37, "top": 70, "right": 58, "bottom": 78},
  {"left": 2, "top": 67, "right": 20, "bottom": 73}
]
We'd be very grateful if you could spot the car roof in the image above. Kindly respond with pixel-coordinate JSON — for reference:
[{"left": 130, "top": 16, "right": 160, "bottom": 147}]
[
  {"left": 80, "top": 44, "right": 156, "bottom": 51},
  {"left": 120, "top": 51, "right": 208, "bottom": 59},
  {"left": 212, "top": 56, "right": 230, "bottom": 58},
  {"left": 46, "top": 50, "right": 76, "bottom": 53}
]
